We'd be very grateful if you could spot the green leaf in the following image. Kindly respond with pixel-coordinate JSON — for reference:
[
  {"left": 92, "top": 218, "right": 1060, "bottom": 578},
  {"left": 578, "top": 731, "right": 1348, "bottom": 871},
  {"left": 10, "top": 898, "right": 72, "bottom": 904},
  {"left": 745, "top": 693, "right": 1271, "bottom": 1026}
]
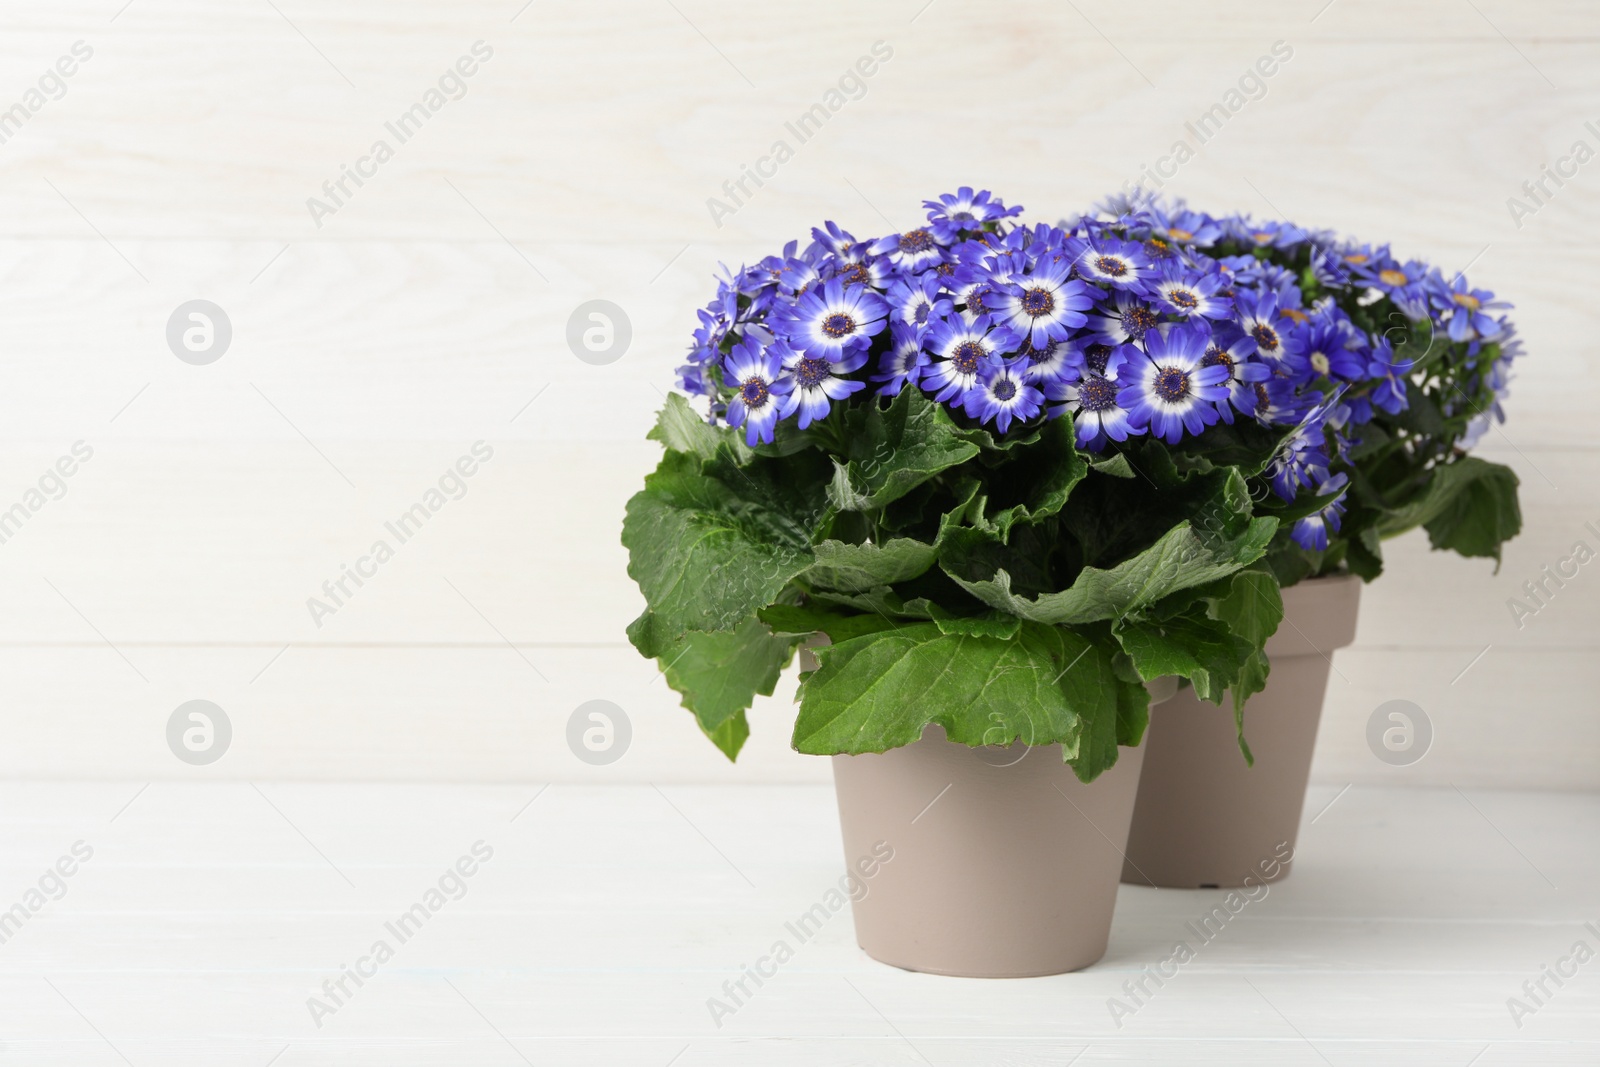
[
  {"left": 926, "top": 605, "right": 1022, "bottom": 639},
  {"left": 1423, "top": 460, "right": 1521, "bottom": 563},
  {"left": 792, "top": 622, "right": 1127, "bottom": 778},
  {"left": 1207, "top": 569, "right": 1283, "bottom": 650},
  {"left": 757, "top": 603, "right": 903, "bottom": 644},
  {"left": 624, "top": 450, "right": 825, "bottom": 656},
  {"left": 969, "top": 417, "right": 1088, "bottom": 538},
  {"left": 1090, "top": 453, "right": 1138, "bottom": 479},
  {"left": 656, "top": 618, "right": 800, "bottom": 761},
  {"left": 703, "top": 711, "right": 750, "bottom": 761},
  {"left": 646, "top": 393, "right": 752, "bottom": 464},
  {"left": 802, "top": 537, "right": 938, "bottom": 594},
  {"left": 944, "top": 515, "right": 1278, "bottom": 626},
  {"left": 827, "top": 388, "right": 981, "bottom": 510},
  {"left": 1374, "top": 457, "right": 1522, "bottom": 561},
  {"left": 1114, "top": 614, "right": 1252, "bottom": 700}
]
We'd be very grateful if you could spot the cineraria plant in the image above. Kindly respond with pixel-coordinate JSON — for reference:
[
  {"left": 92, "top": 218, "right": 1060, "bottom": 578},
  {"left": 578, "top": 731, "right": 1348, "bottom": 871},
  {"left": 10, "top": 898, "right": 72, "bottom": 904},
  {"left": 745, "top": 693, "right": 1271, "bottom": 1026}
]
[{"left": 625, "top": 188, "right": 1521, "bottom": 779}]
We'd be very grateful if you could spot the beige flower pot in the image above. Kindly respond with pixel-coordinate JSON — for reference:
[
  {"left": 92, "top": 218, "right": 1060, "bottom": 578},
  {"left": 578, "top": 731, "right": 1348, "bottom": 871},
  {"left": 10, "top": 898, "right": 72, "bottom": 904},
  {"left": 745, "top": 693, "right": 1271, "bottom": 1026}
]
[
  {"left": 826, "top": 678, "right": 1177, "bottom": 978},
  {"left": 1121, "top": 573, "right": 1362, "bottom": 888}
]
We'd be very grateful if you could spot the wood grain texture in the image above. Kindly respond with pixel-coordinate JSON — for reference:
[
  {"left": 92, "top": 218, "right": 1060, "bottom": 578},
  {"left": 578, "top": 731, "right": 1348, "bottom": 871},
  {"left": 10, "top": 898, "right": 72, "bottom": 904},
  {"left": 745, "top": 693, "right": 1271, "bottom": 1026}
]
[
  {"left": 0, "top": 0, "right": 1594, "bottom": 783},
  {"left": 0, "top": 781, "right": 1594, "bottom": 1062}
]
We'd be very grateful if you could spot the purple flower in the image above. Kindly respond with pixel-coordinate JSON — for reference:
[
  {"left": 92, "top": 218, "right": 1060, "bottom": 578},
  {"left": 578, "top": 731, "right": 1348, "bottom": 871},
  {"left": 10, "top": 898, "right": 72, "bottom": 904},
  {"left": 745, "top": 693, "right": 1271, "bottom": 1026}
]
[
  {"left": 964, "top": 360, "right": 1043, "bottom": 434},
  {"left": 776, "top": 277, "right": 888, "bottom": 359},
  {"left": 922, "top": 314, "right": 1017, "bottom": 403},
  {"left": 983, "top": 259, "right": 1094, "bottom": 348},
  {"left": 722, "top": 339, "right": 794, "bottom": 445},
  {"left": 1117, "top": 323, "right": 1231, "bottom": 444},
  {"left": 1047, "top": 345, "right": 1145, "bottom": 450},
  {"left": 777, "top": 341, "right": 866, "bottom": 429},
  {"left": 1290, "top": 473, "right": 1350, "bottom": 550}
]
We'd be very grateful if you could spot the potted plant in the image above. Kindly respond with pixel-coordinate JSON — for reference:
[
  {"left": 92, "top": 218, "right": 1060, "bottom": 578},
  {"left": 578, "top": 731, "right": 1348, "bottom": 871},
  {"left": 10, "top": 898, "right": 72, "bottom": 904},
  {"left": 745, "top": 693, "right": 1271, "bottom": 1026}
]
[
  {"left": 624, "top": 188, "right": 1342, "bottom": 976},
  {"left": 1091, "top": 191, "right": 1525, "bottom": 888}
]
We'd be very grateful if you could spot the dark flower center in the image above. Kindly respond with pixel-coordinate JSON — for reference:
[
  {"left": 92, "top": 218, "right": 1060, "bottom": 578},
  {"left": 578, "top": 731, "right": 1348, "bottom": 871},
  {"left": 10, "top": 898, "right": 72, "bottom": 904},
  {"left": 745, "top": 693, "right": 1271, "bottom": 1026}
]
[
  {"left": 839, "top": 263, "right": 870, "bottom": 286},
  {"left": 1023, "top": 339, "right": 1058, "bottom": 364},
  {"left": 1094, "top": 255, "right": 1128, "bottom": 277},
  {"left": 914, "top": 301, "right": 930, "bottom": 324},
  {"left": 741, "top": 377, "right": 770, "bottom": 407},
  {"left": 952, "top": 210, "right": 976, "bottom": 223},
  {"left": 1202, "top": 347, "right": 1234, "bottom": 375},
  {"left": 952, "top": 341, "right": 985, "bottom": 374},
  {"left": 1085, "top": 343, "right": 1113, "bottom": 374},
  {"left": 1251, "top": 323, "right": 1280, "bottom": 352},
  {"left": 796, "top": 357, "right": 830, "bottom": 388},
  {"left": 822, "top": 312, "right": 857, "bottom": 338},
  {"left": 1144, "top": 237, "right": 1173, "bottom": 259},
  {"left": 899, "top": 229, "right": 934, "bottom": 252},
  {"left": 992, "top": 378, "right": 1017, "bottom": 402},
  {"left": 1123, "top": 306, "right": 1159, "bottom": 340},
  {"left": 1154, "top": 367, "right": 1191, "bottom": 403},
  {"left": 1168, "top": 288, "right": 1198, "bottom": 310},
  {"left": 1079, "top": 375, "right": 1118, "bottom": 412},
  {"left": 1253, "top": 382, "right": 1271, "bottom": 411},
  {"left": 1021, "top": 287, "right": 1055, "bottom": 317}
]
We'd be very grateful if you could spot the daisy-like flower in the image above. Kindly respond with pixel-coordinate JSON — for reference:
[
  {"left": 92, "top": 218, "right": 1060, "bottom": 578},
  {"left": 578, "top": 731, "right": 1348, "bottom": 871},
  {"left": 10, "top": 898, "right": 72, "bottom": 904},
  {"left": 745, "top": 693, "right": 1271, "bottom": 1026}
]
[
  {"left": 1078, "top": 237, "right": 1155, "bottom": 292},
  {"left": 1200, "top": 330, "right": 1271, "bottom": 423},
  {"left": 1233, "top": 289, "right": 1306, "bottom": 370},
  {"left": 885, "top": 272, "right": 953, "bottom": 335},
  {"left": 810, "top": 220, "right": 859, "bottom": 257},
  {"left": 1302, "top": 320, "right": 1366, "bottom": 381},
  {"left": 776, "top": 277, "right": 888, "bottom": 359},
  {"left": 964, "top": 360, "right": 1043, "bottom": 434},
  {"left": 1151, "top": 264, "right": 1229, "bottom": 320},
  {"left": 872, "top": 324, "right": 928, "bottom": 397},
  {"left": 1290, "top": 473, "right": 1350, "bottom": 551},
  {"left": 869, "top": 228, "right": 945, "bottom": 272},
  {"left": 722, "top": 339, "right": 794, "bottom": 445},
  {"left": 922, "top": 314, "right": 1017, "bottom": 402},
  {"left": 922, "top": 187, "right": 1021, "bottom": 242},
  {"left": 1117, "top": 323, "right": 1231, "bottom": 444},
  {"left": 1153, "top": 208, "right": 1223, "bottom": 247},
  {"left": 1045, "top": 345, "right": 1144, "bottom": 450},
  {"left": 983, "top": 260, "right": 1094, "bottom": 348},
  {"left": 1433, "top": 274, "right": 1507, "bottom": 342},
  {"left": 1014, "top": 335, "right": 1078, "bottom": 387},
  {"left": 1088, "top": 290, "right": 1162, "bottom": 347},
  {"left": 777, "top": 341, "right": 867, "bottom": 429}
]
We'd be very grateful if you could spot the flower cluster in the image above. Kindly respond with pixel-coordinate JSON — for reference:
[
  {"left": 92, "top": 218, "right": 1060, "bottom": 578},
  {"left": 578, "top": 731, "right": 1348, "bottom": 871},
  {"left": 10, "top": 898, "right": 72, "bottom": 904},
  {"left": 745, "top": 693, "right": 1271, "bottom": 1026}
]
[{"left": 676, "top": 188, "right": 1518, "bottom": 553}]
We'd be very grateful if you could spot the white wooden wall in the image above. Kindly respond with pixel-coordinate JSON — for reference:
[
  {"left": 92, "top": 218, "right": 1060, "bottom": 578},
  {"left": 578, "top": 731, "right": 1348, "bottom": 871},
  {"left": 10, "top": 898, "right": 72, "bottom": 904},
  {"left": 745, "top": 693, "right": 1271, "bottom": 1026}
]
[{"left": 0, "top": 0, "right": 1595, "bottom": 787}]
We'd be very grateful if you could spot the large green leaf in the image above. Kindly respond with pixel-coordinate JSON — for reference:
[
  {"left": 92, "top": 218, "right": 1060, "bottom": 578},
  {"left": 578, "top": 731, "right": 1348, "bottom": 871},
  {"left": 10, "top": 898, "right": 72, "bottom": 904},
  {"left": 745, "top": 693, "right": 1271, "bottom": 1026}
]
[
  {"left": 657, "top": 617, "right": 799, "bottom": 760},
  {"left": 758, "top": 603, "right": 904, "bottom": 644},
  {"left": 968, "top": 417, "right": 1089, "bottom": 539},
  {"left": 1422, "top": 460, "right": 1521, "bottom": 563},
  {"left": 792, "top": 621, "right": 1134, "bottom": 781},
  {"left": 801, "top": 537, "right": 938, "bottom": 594},
  {"left": 827, "top": 388, "right": 981, "bottom": 510},
  {"left": 944, "top": 515, "right": 1278, "bottom": 626},
  {"left": 624, "top": 450, "right": 826, "bottom": 656},
  {"left": 1114, "top": 614, "right": 1254, "bottom": 703},
  {"left": 1374, "top": 455, "right": 1518, "bottom": 542}
]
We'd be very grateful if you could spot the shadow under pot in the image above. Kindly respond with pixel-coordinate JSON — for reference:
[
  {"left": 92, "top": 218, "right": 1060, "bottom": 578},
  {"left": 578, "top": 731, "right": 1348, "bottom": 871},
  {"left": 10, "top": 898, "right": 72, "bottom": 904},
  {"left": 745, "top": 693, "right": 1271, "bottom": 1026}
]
[
  {"left": 825, "top": 670, "right": 1178, "bottom": 979},
  {"left": 1121, "top": 572, "right": 1362, "bottom": 889}
]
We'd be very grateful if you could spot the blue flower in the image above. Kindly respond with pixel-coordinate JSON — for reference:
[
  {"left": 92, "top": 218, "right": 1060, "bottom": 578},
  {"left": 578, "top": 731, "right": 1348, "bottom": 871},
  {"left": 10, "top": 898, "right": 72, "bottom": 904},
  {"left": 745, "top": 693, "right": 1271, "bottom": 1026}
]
[
  {"left": 872, "top": 324, "right": 929, "bottom": 397},
  {"left": 1077, "top": 237, "right": 1155, "bottom": 292},
  {"left": 1047, "top": 345, "right": 1144, "bottom": 450},
  {"left": 983, "top": 259, "right": 1094, "bottom": 348},
  {"left": 964, "top": 360, "right": 1043, "bottom": 434},
  {"left": 1200, "top": 330, "right": 1271, "bottom": 423},
  {"left": 1434, "top": 274, "right": 1507, "bottom": 342},
  {"left": 1233, "top": 289, "right": 1306, "bottom": 372},
  {"left": 1088, "top": 290, "right": 1162, "bottom": 347},
  {"left": 722, "top": 339, "right": 794, "bottom": 445},
  {"left": 1153, "top": 207, "right": 1223, "bottom": 248},
  {"left": 1290, "top": 473, "right": 1349, "bottom": 551},
  {"left": 1015, "top": 335, "right": 1079, "bottom": 387},
  {"left": 776, "top": 277, "right": 888, "bottom": 359},
  {"left": 1364, "top": 336, "right": 1413, "bottom": 415},
  {"left": 1265, "top": 401, "right": 1336, "bottom": 500},
  {"left": 885, "top": 272, "right": 952, "bottom": 335},
  {"left": 923, "top": 187, "right": 1022, "bottom": 242},
  {"left": 1302, "top": 320, "right": 1366, "bottom": 381},
  {"left": 869, "top": 228, "right": 945, "bottom": 272},
  {"left": 778, "top": 341, "right": 867, "bottom": 429},
  {"left": 922, "top": 314, "right": 1017, "bottom": 402},
  {"left": 1117, "top": 323, "right": 1231, "bottom": 444},
  {"left": 1151, "top": 264, "right": 1229, "bottom": 320}
]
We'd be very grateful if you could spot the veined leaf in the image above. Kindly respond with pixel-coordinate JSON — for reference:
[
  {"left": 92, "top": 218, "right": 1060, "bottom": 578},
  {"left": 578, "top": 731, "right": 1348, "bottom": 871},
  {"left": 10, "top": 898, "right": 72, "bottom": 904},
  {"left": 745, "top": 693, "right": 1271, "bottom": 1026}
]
[
  {"left": 802, "top": 537, "right": 938, "bottom": 594},
  {"left": 827, "top": 388, "right": 981, "bottom": 510},
  {"left": 646, "top": 393, "right": 752, "bottom": 464},
  {"left": 657, "top": 617, "right": 799, "bottom": 761}
]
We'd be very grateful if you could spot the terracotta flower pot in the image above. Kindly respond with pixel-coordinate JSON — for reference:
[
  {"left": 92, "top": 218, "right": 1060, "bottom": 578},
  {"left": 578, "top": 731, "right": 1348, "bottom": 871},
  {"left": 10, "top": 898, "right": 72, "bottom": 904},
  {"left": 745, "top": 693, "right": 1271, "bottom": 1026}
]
[
  {"left": 826, "top": 679, "right": 1177, "bottom": 978},
  {"left": 1120, "top": 573, "right": 1362, "bottom": 889}
]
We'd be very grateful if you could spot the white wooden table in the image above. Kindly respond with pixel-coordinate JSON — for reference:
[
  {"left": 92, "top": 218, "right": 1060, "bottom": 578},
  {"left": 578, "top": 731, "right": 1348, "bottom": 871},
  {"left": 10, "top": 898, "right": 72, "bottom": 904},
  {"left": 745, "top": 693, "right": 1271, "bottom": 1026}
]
[{"left": 2, "top": 780, "right": 1595, "bottom": 1064}]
